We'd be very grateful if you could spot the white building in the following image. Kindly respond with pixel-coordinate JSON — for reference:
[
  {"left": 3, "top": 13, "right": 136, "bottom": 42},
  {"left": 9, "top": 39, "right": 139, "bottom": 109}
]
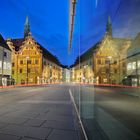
[
  {"left": 62, "top": 68, "right": 70, "bottom": 83},
  {"left": 126, "top": 33, "right": 140, "bottom": 86},
  {"left": 0, "top": 34, "right": 12, "bottom": 86}
]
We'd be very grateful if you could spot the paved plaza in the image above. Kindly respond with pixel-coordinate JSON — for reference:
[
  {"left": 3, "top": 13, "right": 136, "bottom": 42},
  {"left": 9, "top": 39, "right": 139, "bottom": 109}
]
[{"left": 0, "top": 85, "right": 83, "bottom": 140}]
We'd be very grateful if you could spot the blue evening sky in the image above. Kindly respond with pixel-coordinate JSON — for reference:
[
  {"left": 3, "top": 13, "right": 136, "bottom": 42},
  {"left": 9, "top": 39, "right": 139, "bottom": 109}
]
[{"left": 0, "top": 0, "right": 140, "bottom": 65}]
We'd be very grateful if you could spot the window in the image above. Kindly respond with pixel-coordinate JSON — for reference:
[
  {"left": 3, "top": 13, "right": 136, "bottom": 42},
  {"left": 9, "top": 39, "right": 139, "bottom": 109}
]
[
  {"left": 4, "top": 51, "right": 7, "bottom": 57},
  {"left": 20, "top": 69, "right": 22, "bottom": 73},
  {"left": 132, "top": 62, "right": 136, "bottom": 69},
  {"left": 12, "top": 62, "right": 15, "bottom": 67},
  {"left": 127, "top": 63, "right": 132, "bottom": 70},
  {"left": 28, "top": 60, "right": 31, "bottom": 64},
  {"left": 103, "top": 78, "right": 107, "bottom": 83},
  {"left": 12, "top": 70, "right": 14, "bottom": 74},
  {"left": 35, "top": 60, "right": 39, "bottom": 64},
  {"left": 20, "top": 60, "right": 23, "bottom": 64},
  {"left": 98, "top": 59, "right": 101, "bottom": 65},
  {"left": 114, "top": 60, "right": 117, "bottom": 64},
  {"left": 7, "top": 63, "right": 11, "bottom": 70},
  {"left": 114, "top": 69, "right": 117, "bottom": 74},
  {"left": 3, "top": 62, "right": 6, "bottom": 69}
]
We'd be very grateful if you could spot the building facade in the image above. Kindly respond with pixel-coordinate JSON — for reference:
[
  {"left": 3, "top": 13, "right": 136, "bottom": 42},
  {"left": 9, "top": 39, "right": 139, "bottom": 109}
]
[
  {"left": 71, "top": 16, "right": 132, "bottom": 85},
  {"left": 125, "top": 33, "right": 140, "bottom": 86},
  {"left": 94, "top": 35, "right": 131, "bottom": 84},
  {"left": 0, "top": 34, "right": 12, "bottom": 86},
  {"left": 7, "top": 16, "right": 62, "bottom": 84}
]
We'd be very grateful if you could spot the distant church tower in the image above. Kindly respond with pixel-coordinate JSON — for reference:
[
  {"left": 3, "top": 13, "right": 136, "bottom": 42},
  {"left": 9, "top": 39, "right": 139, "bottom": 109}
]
[
  {"left": 106, "top": 16, "right": 112, "bottom": 37},
  {"left": 24, "top": 16, "right": 30, "bottom": 38}
]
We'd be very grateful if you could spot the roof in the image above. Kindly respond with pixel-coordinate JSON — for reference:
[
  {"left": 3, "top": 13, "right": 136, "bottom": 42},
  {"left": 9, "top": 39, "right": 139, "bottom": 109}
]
[
  {"left": 112, "top": 37, "right": 132, "bottom": 51},
  {"left": 10, "top": 37, "right": 61, "bottom": 66},
  {"left": 11, "top": 38, "right": 24, "bottom": 51},
  {"left": 73, "top": 42, "right": 100, "bottom": 66},
  {"left": 72, "top": 35, "right": 132, "bottom": 67},
  {"left": 37, "top": 42, "right": 61, "bottom": 66},
  {"left": 127, "top": 33, "right": 140, "bottom": 57},
  {"left": 0, "top": 34, "right": 11, "bottom": 51}
]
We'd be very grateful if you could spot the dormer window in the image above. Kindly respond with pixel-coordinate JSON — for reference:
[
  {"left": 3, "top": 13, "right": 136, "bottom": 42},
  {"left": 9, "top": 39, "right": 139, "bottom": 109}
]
[{"left": 4, "top": 52, "right": 7, "bottom": 57}]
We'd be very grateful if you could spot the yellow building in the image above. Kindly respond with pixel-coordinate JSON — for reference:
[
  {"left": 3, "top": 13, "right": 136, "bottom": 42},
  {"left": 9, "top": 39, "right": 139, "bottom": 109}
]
[
  {"left": 94, "top": 35, "right": 131, "bottom": 84},
  {"left": 7, "top": 16, "right": 62, "bottom": 84},
  {"left": 71, "top": 16, "right": 132, "bottom": 85}
]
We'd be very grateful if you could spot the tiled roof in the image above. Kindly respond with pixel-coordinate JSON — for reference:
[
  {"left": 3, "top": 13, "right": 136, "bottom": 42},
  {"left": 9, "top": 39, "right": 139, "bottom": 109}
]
[
  {"left": 73, "top": 42, "right": 100, "bottom": 66},
  {"left": 37, "top": 42, "right": 61, "bottom": 66},
  {"left": 0, "top": 34, "right": 11, "bottom": 51}
]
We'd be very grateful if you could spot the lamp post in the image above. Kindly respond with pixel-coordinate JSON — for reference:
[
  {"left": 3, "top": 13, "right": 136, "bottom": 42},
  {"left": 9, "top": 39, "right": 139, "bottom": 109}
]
[
  {"left": 26, "top": 56, "right": 30, "bottom": 85},
  {"left": 83, "top": 65, "right": 86, "bottom": 83},
  {"left": 83, "top": 65, "right": 88, "bottom": 83},
  {"left": 50, "top": 65, "right": 52, "bottom": 83}
]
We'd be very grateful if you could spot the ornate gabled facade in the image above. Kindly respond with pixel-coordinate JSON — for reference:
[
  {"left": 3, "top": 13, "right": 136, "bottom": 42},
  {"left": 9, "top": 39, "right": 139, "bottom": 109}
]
[
  {"left": 7, "top": 35, "right": 43, "bottom": 84},
  {"left": 7, "top": 16, "right": 62, "bottom": 84},
  {"left": 94, "top": 34, "right": 132, "bottom": 84},
  {"left": 71, "top": 16, "right": 132, "bottom": 84}
]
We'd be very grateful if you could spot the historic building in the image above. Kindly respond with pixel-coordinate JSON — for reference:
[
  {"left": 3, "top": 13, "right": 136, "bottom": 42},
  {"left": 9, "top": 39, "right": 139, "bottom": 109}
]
[
  {"left": 0, "top": 34, "right": 12, "bottom": 86},
  {"left": 71, "top": 47, "right": 94, "bottom": 83},
  {"left": 7, "top": 16, "right": 62, "bottom": 84},
  {"left": 71, "top": 16, "right": 132, "bottom": 84},
  {"left": 94, "top": 33, "right": 132, "bottom": 84},
  {"left": 125, "top": 33, "right": 140, "bottom": 86}
]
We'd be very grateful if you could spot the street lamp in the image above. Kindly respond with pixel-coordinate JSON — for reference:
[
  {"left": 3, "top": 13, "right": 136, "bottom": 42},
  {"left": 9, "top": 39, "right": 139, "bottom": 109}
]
[
  {"left": 26, "top": 56, "right": 30, "bottom": 85},
  {"left": 83, "top": 65, "right": 87, "bottom": 83},
  {"left": 50, "top": 65, "right": 52, "bottom": 83}
]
